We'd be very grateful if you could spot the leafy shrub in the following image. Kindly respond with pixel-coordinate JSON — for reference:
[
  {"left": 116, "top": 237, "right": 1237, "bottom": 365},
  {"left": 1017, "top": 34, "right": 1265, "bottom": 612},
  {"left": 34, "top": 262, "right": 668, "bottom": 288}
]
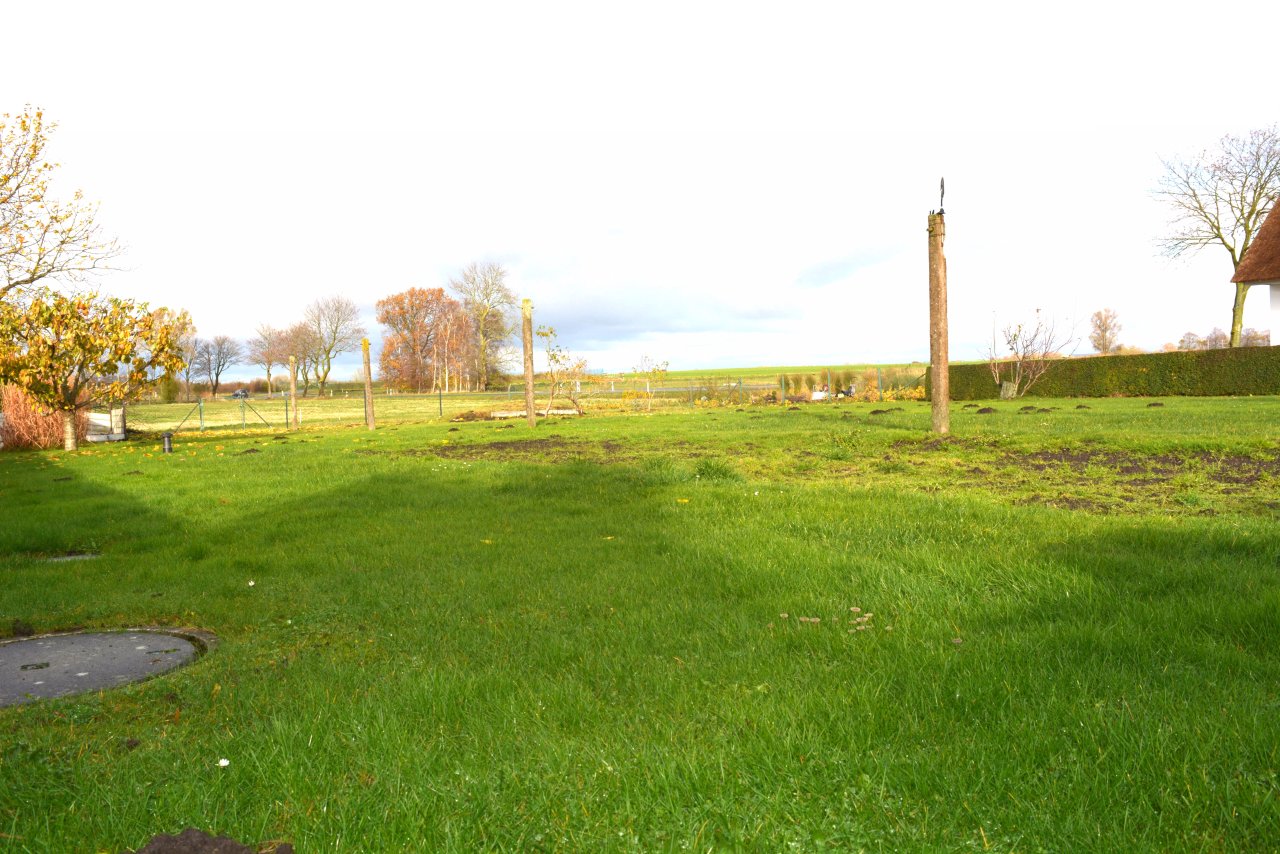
[
  {"left": 158, "top": 375, "right": 181, "bottom": 403},
  {"left": 884, "top": 385, "right": 925, "bottom": 401},
  {"left": 942, "top": 345, "right": 1280, "bottom": 399},
  {"left": 847, "top": 367, "right": 925, "bottom": 401}
]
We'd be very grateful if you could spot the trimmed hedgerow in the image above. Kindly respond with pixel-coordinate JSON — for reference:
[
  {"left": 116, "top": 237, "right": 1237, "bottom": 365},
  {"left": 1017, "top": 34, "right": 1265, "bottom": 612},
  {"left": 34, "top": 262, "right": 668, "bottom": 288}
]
[{"left": 941, "top": 345, "right": 1280, "bottom": 399}]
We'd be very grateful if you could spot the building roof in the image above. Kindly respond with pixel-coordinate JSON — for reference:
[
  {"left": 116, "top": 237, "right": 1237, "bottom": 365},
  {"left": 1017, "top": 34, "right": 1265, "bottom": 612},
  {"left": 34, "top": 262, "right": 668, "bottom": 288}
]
[{"left": 1232, "top": 206, "right": 1280, "bottom": 283}]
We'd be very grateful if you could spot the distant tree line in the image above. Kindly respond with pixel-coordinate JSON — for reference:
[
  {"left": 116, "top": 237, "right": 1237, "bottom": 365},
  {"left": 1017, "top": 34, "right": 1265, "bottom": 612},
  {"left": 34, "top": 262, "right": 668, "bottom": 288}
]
[
  {"left": 1166, "top": 327, "right": 1270, "bottom": 352},
  {"left": 169, "top": 262, "right": 520, "bottom": 401}
]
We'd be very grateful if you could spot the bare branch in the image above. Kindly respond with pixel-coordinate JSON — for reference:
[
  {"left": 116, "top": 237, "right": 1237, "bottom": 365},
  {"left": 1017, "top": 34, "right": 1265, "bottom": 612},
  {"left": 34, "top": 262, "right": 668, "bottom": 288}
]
[
  {"left": 986, "top": 310, "right": 1079, "bottom": 398},
  {"left": 449, "top": 262, "right": 516, "bottom": 391},
  {"left": 0, "top": 106, "right": 122, "bottom": 301}
]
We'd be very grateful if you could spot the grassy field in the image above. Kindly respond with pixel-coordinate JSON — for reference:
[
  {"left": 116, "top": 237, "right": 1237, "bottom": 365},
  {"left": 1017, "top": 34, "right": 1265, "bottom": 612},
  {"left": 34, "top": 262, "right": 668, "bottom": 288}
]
[
  {"left": 2, "top": 396, "right": 1279, "bottom": 851},
  {"left": 658, "top": 363, "right": 903, "bottom": 381}
]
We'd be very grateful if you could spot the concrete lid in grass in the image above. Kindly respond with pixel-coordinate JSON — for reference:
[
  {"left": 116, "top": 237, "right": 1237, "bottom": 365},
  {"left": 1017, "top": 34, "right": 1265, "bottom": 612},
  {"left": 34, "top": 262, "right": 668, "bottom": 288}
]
[{"left": 0, "top": 627, "right": 216, "bottom": 707}]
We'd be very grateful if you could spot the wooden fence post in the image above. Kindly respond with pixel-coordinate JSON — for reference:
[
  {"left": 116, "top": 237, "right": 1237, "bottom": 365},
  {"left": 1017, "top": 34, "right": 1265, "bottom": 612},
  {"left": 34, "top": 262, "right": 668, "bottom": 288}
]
[
  {"left": 289, "top": 356, "right": 299, "bottom": 430},
  {"left": 928, "top": 205, "right": 950, "bottom": 435},
  {"left": 522, "top": 299, "right": 537, "bottom": 427},
  {"left": 362, "top": 338, "right": 376, "bottom": 430}
]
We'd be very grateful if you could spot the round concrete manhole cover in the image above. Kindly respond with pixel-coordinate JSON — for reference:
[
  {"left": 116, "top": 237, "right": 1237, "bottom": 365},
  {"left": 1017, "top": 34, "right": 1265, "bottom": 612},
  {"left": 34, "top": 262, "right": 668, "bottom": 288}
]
[{"left": 0, "top": 629, "right": 214, "bottom": 707}]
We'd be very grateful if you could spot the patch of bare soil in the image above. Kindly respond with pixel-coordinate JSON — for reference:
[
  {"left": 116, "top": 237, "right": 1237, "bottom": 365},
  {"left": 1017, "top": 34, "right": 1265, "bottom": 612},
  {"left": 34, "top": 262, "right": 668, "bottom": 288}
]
[
  {"left": 368, "top": 437, "right": 628, "bottom": 463},
  {"left": 893, "top": 436, "right": 983, "bottom": 453},
  {"left": 1016, "top": 495, "right": 1109, "bottom": 513},
  {"left": 130, "top": 827, "right": 292, "bottom": 853},
  {"left": 891, "top": 438, "right": 1277, "bottom": 515},
  {"left": 1008, "top": 449, "right": 1182, "bottom": 474},
  {"left": 1004, "top": 448, "right": 1280, "bottom": 481}
]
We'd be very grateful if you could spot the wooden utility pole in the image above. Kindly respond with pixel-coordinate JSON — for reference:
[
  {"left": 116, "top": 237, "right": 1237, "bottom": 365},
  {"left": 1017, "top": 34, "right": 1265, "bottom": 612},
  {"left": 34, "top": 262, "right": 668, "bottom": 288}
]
[
  {"left": 522, "top": 299, "right": 536, "bottom": 428},
  {"left": 928, "top": 200, "right": 950, "bottom": 435},
  {"left": 362, "top": 337, "right": 376, "bottom": 430},
  {"left": 288, "top": 356, "right": 299, "bottom": 430}
]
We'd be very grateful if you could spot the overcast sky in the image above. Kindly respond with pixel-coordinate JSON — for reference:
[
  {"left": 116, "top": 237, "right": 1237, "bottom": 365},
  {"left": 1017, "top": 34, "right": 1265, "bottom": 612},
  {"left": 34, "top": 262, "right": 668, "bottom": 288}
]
[{"left": 9, "top": 1, "right": 1279, "bottom": 379}]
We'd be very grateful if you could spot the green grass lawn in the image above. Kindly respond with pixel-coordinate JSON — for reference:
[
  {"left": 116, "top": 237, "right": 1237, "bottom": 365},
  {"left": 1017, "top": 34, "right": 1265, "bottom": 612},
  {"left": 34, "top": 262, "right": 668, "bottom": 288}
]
[{"left": 2, "top": 397, "right": 1278, "bottom": 851}]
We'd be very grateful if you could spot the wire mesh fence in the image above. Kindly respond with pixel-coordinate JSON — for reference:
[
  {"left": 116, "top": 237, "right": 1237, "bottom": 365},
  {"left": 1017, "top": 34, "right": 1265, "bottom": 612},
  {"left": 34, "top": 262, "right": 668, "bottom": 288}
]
[{"left": 123, "top": 368, "right": 927, "bottom": 434}]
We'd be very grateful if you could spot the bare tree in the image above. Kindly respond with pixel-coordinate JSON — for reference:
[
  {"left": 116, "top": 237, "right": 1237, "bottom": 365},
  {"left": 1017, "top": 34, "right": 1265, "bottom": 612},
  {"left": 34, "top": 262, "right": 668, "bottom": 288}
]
[
  {"left": 449, "top": 262, "right": 516, "bottom": 391},
  {"left": 196, "top": 336, "right": 241, "bottom": 398},
  {"left": 537, "top": 325, "right": 593, "bottom": 415},
  {"left": 247, "top": 324, "right": 286, "bottom": 394},
  {"left": 178, "top": 329, "right": 201, "bottom": 401},
  {"left": 987, "top": 310, "right": 1078, "bottom": 398},
  {"left": 303, "top": 296, "right": 365, "bottom": 394},
  {"left": 1, "top": 106, "right": 121, "bottom": 302},
  {"left": 1088, "top": 308, "right": 1122, "bottom": 354},
  {"left": 1203, "top": 328, "right": 1230, "bottom": 350},
  {"left": 167, "top": 317, "right": 197, "bottom": 404},
  {"left": 283, "top": 321, "right": 321, "bottom": 397},
  {"left": 633, "top": 355, "right": 669, "bottom": 411},
  {"left": 436, "top": 299, "right": 472, "bottom": 391},
  {"left": 1240, "top": 328, "right": 1271, "bottom": 347},
  {"left": 1158, "top": 126, "right": 1280, "bottom": 346},
  {"left": 1176, "top": 331, "right": 1204, "bottom": 351}
]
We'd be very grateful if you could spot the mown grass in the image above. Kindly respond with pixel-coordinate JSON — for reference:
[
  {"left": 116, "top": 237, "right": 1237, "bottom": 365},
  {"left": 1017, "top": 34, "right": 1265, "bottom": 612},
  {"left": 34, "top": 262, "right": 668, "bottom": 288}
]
[{"left": 1, "top": 397, "right": 1278, "bottom": 852}]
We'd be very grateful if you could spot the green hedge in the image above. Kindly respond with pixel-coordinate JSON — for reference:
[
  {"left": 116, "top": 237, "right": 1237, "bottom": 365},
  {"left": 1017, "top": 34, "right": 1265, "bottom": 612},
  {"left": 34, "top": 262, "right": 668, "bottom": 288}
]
[{"left": 938, "top": 346, "right": 1280, "bottom": 399}]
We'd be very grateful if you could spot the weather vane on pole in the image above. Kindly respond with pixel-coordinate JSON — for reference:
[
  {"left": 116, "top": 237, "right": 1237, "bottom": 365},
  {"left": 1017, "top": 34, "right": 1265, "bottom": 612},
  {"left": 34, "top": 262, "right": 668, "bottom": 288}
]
[{"left": 927, "top": 179, "right": 949, "bottom": 434}]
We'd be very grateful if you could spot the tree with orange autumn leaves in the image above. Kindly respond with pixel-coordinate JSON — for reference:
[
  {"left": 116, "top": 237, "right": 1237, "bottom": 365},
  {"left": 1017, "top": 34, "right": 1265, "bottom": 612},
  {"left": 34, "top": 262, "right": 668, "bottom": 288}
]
[
  {"left": 0, "top": 289, "right": 186, "bottom": 450},
  {"left": 376, "top": 287, "right": 475, "bottom": 392}
]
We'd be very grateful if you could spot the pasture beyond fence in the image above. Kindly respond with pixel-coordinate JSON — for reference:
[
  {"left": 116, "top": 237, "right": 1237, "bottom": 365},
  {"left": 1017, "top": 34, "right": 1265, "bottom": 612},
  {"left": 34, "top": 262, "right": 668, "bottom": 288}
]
[{"left": 125, "top": 369, "right": 928, "bottom": 435}]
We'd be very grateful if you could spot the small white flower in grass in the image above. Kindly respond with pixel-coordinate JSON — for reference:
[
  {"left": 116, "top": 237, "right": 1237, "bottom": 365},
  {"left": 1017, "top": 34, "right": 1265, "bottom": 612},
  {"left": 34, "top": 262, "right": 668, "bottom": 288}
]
[
  {"left": 248, "top": 580, "right": 255, "bottom": 587},
  {"left": 218, "top": 758, "right": 230, "bottom": 767}
]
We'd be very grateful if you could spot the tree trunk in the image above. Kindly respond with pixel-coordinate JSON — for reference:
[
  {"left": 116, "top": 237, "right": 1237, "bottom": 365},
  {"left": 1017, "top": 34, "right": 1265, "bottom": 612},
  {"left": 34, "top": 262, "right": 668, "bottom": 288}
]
[
  {"left": 62, "top": 410, "right": 78, "bottom": 451},
  {"left": 1229, "top": 282, "right": 1252, "bottom": 347}
]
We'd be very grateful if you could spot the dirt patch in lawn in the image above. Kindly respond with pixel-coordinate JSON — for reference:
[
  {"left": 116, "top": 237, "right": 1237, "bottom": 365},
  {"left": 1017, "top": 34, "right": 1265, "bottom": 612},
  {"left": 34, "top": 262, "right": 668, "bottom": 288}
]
[
  {"left": 1004, "top": 448, "right": 1280, "bottom": 480},
  {"left": 1016, "top": 494, "right": 1109, "bottom": 513},
  {"left": 880, "top": 437, "right": 1279, "bottom": 516},
  {"left": 368, "top": 437, "right": 630, "bottom": 464}
]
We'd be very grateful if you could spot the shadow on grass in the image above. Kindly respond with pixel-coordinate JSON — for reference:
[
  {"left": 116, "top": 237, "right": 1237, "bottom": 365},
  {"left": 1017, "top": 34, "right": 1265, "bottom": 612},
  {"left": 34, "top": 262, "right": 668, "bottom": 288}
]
[{"left": 0, "top": 452, "right": 189, "bottom": 638}]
